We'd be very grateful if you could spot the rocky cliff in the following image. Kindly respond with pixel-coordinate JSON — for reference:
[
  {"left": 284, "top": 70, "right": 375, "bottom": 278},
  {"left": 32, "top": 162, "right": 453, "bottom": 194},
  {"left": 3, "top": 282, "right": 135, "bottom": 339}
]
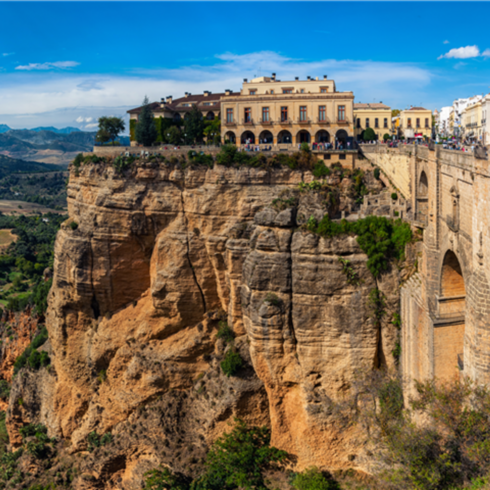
[{"left": 4, "top": 157, "right": 405, "bottom": 488}]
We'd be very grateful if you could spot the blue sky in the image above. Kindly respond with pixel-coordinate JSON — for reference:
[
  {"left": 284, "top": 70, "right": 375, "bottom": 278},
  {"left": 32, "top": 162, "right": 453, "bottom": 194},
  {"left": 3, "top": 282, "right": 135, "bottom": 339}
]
[{"left": 1, "top": 1, "right": 490, "bottom": 132}]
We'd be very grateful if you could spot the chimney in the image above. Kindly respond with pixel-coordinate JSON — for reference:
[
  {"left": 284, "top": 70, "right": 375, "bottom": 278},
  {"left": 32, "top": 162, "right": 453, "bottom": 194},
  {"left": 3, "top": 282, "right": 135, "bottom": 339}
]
[
  {"left": 307, "top": 76, "right": 311, "bottom": 80},
  {"left": 243, "top": 78, "right": 248, "bottom": 83},
  {"left": 160, "top": 98, "right": 165, "bottom": 108},
  {"left": 323, "top": 75, "right": 327, "bottom": 79},
  {"left": 271, "top": 72, "right": 276, "bottom": 81},
  {"left": 295, "top": 76, "right": 299, "bottom": 81},
  {"left": 225, "top": 89, "right": 231, "bottom": 96},
  {"left": 166, "top": 96, "right": 173, "bottom": 104},
  {"left": 184, "top": 92, "right": 190, "bottom": 98},
  {"left": 204, "top": 90, "right": 211, "bottom": 97},
  {"left": 315, "top": 76, "right": 319, "bottom": 81}
]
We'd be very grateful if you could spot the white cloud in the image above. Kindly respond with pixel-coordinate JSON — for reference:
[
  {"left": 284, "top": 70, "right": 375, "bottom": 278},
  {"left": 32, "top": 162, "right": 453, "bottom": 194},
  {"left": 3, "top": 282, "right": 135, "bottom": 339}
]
[
  {"left": 482, "top": 49, "right": 490, "bottom": 58},
  {"left": 15, "top": 61, "right": 80, "bottom": 71},
  {"left": 438, "top": 45, "right": 480, "bottom": 60},
  {"left": 0, "top": 51, "right": 433, "bottom": 129},
  {"left": 443, "top": 40, "right": 450, "bottom": 44},
  {"left": 2, "top": 53, "right": 14, "bottom": 57},
  {"left": 84, "top": 123, "right": 98, "bottom": 129}
]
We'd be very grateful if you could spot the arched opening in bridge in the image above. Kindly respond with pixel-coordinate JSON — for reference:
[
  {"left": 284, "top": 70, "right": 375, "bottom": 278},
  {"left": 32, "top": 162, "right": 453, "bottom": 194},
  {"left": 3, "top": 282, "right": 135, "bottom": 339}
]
[
  {"left": 241, "top": 131, "right": 255, "bottom": 144},
  {"left": 277, "top": 130, "right": 292, "bottom": 144},
  {"left": 417, "top": 171, "right": 429, "bottom": 224},
  {"left": 419, "top": 171, "right": 428, "bottom": 195},
  {"left": 296, "top": 130, "right": 310, "bottom": 144},
  {"left": 434, "top": 250, "right": 465, "bottom": 382},
  {"left": 224, "top": 131, "right": 236, "bottom": 144},
  {"left": 315, "top": 130, "right": 330, "bottom": 143},
  {"left": 259, "top": 130, "right": 273, "bottom": 144}
]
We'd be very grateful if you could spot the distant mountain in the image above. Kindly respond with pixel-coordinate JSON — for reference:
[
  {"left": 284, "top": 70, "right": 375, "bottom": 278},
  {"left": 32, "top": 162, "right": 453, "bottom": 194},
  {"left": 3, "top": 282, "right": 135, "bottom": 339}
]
[
  {"left": 1, "top": 129, "right": 95, "bottom": 153},
  {"left": 30, "top": 126, "right": 81, "bottom": 134},
  {"left": 0, "top": 154, "right": 58, "bottom": 179},
  {"left": 0, "top": 125, "right": 11, "bottom": 134}
]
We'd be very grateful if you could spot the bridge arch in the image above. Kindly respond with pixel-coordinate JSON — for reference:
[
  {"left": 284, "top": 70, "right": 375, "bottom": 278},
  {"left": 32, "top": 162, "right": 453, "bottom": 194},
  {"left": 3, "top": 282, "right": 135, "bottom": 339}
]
[
  {"left": 419, "top": 171, "right": 428, "bottom": 196},
  {"left": 434, "top": 249, "right": 466, "bottom": 381}
]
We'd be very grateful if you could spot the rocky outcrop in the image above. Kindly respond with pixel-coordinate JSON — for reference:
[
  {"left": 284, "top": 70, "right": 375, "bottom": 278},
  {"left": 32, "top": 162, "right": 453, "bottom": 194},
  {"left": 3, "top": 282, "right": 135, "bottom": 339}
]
[{"left": 5, "top": 158, "right": 401, "bottom": 486}]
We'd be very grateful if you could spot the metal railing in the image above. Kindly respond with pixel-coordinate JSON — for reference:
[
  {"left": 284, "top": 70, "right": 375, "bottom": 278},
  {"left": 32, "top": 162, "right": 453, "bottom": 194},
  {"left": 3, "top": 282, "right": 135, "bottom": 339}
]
[{"left": 242, "top": 118, "right": 254, "bottom": 125}]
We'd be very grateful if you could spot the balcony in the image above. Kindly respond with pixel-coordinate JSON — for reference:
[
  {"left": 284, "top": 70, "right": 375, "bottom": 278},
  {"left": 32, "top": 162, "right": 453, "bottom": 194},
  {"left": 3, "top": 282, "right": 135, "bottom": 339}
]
[
  {"left": 316, "top": 117, "right": 330, "bottom": 125},
  {"left": 336, "top": 118, "right": 350, "bottom": 125},
  {"left": 223, "top": 120, "right": 236, "bottom": 126},
  {"left": 296, "top": 118, "right": 311, "bottom": 125},
  {"left": 277, "top": 118, "right": 292, "bottom": 125},
  {"left": 242, "top": 118, "right": 254, "bottom": 126},
  {"left": 259, "top": 118, "right": 273, "bottom": 125}
]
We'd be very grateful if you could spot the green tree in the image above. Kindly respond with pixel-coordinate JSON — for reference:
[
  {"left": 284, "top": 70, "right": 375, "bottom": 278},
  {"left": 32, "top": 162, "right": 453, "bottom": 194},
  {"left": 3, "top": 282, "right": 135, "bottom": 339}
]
[
  {"left": 97, "top": 116, "right": 125, "bottom": 146},
  {"left": 183, "top": 105, "right": 205, "bottom": 144},
  {"left": 292, "top": 467, "right": 339, "bottom": 490},
  {"left": 204, "top": 117, "right": 221, "bottom": 145},
  {"left": 363, "top": 127, "right": 377, "bottom": 141},
  {"left": 135, "top": 96, "right": 158, "bottom": 146},
  {"left": 192, "top": 419, "right": 287, "bottom": 490},
  {"left": 383, "top": 133, "right": 391, "bottom": 141},
  {"left": 392, "top": 109, "right": 401, "bottom": 118},
  {"left": 165, "top": 126, "right": 182, "bottom": 146}
]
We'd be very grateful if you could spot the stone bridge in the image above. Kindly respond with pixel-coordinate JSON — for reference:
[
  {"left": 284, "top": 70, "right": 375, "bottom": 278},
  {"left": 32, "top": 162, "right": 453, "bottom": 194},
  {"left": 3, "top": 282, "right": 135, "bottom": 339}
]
[{"left": 363, "top": 144, "right": 490, "bottom": 387}]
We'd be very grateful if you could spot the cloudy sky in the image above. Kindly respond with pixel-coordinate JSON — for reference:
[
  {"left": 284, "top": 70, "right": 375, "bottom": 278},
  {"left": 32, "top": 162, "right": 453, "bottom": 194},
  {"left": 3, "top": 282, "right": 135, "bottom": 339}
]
[{"left": 1, "top": 1, "right": 490, "bottom": 133}]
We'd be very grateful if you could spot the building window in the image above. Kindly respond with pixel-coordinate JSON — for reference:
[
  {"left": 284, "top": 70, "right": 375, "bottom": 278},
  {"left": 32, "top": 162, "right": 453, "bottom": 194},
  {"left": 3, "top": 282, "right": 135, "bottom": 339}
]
[
  {"left": 416, "top": 118, "right": 420, "bottom": 128},
  {"left": 270, "top": 90, "right": 274, "bottom": 95},
  {"left": 375, "top": 118, "right": 379, "bottom": 128},
  {"left": 338, "top": 105, "right": 345, "bottom": 121},
  {"left": 319, "top": 106, "right": 326, "bottom": 121},
  {"left": 249, "top": 90, "right": 256, "bottom": 95},
  {"left": 407, "top": 118, "right": 412, "bottom": 128},
  {"left": 283, "top": 89, "right": 292, "bottom": 94},
  {"left": 300, "top": 106, "right": 307, "bottom": 121},
  {"left": 244, "top": 108, "right": 251, "bottom": 123},
  {"left": 226, "top": 108, "right": 233, "bottom": 123},
  {"left": 320, "top": 88, "right": 328, "bottom": 93},
  {"left": 262, "top": 107, "right": 269, "bottom": 122},
  {"left": 356, "top": 118, "right": 360, "bottom": 129},
  {"left": 300, "top": 89, "right": 304, "bottom": 94},
  {"left": 366, "top": 118, "right": 370, "bottom": 128},
  {"left": 384, "top": 118, "right": 388, "bottom": 128},
  {"left": 425, "top": 118, "right": 429, "bottom": 128},
  {"left": 281, "top": 107, "right": 288, "bottom": 122}
]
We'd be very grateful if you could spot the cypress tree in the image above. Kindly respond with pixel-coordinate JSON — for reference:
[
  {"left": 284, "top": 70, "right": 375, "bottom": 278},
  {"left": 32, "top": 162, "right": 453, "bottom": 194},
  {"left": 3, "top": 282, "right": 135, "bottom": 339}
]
[
  {"left": 135, "top": 96, "right": 157, "bottom": 146},
  {"left": 183, "top": 105, "right": 205, "bottom": 144}
]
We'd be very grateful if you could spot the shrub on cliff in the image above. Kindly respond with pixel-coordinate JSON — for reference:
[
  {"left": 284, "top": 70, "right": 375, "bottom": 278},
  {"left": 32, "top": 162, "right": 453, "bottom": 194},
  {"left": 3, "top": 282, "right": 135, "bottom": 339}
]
[
  {"left": 144, "top": 466, "right": 191, "bottom": 490},
  {"left": 191, "top": 419, "right": 287, "bottom": 490},
  {"left": 221, "top": 349, "right": 243, "bottom": 377},
  {"left": 309, "top": 215, "right": 412, "bottom": 277},
  {"left": 291, "top": 467, "right": 340, "bottom": 490},
  {"left": 363, "top": 376, "right": 490, "bottom": 490}
]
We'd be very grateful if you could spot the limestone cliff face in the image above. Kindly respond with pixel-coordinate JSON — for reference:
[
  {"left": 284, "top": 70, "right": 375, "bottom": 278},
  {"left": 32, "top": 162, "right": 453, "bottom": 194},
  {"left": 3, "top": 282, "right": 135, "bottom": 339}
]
[{"left": 6, "top": 158, "right": 399, "bottom": 486}]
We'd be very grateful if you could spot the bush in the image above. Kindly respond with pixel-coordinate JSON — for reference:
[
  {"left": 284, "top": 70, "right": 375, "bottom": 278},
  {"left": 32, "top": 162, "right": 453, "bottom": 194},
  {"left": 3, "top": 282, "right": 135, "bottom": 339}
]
[
  {"left": 391, "top": 192, "right": 398, "bottom": 201},
  {"left": 292, "top": 467, "right": 339, "bottom": 490},
  {"left": 363, "top": 128, "right": 376, "bottom": 141},
  {"left": 13, "top": 327, "right": 50, "bottom": 374},
  {"left": 221, "top": 350, "right": 243, "bottom": 377},
  {"left": 383, "top": 133, "right": 391, "bottom": 141},
  {"left": 368, "top": 377, "right": 490, "bottom": 490},
  {"left": 216, "top": 321, "right": 234, "bottom": 344},
  {"left": 69, "top": 221, "right": 78, "bottom": 230},
  {"left": 144, "top": 467, "right": 191, "bottom": 490},
  {"left": 374, "top": 167, "right": 380, "bottom": 180},
  {"left": 0, "top": 381, "right": 10, "bottom": 401},
  {"left": 309, "top": 215, "right": 412, "bottom": 277},
  {"left": 72, "top": 153, "right": 83, "bottom": 168},
  {"left": 87, "top": 431, "right": 112, "bottom": 452},
  {"left": 312, "top": 162, "right": 331, "bottom": 179},
  {"left": 192, "top": 419, "right": 287, "bottom": 490},
  {"left": 300, "top": 142, "right": 310, "bottom": 152}
]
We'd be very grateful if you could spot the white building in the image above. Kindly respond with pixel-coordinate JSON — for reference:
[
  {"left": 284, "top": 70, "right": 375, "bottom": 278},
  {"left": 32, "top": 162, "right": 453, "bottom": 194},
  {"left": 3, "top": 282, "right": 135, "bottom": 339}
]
[
  {"left": 452, "top": 96, "right": 482, "bottom": 136},
  {"left": 482, "top": 94, "right": 490, "bottom": 146},
  {"left": 437, "top": 106, "right": 453, "bottom": 137}
]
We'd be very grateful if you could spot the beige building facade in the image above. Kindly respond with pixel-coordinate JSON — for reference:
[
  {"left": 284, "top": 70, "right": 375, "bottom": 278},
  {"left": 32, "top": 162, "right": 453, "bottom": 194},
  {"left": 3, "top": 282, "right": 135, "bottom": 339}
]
[
  {"left": 399, "top": 107, "right": 432, "bottom": 139},
  {"left": 353, "top": 103, "right": 391, "bottom": 140},
  {"left": 220, "top": 75, "right": 354, "bottom": 146},
  {"left": 462, "top": 100, "right": 482, "bottom": 142}
]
